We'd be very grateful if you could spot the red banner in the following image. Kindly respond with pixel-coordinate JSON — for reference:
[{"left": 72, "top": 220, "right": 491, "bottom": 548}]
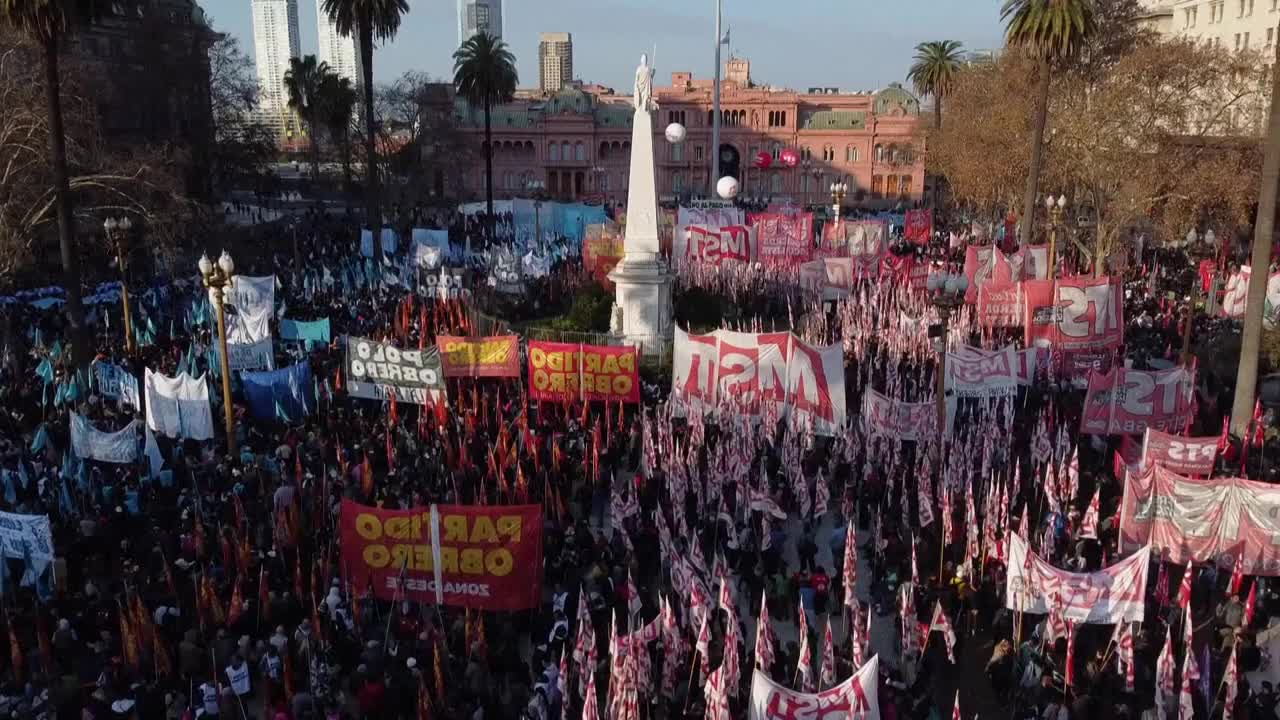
[
  {"left": 750, "top": 213, "right": 814, "bottom": 266},
  {"left": 978, "top": 282, "right": 1023, "bottom": 327},
  {"left": 527, "top": 341, "right": 640, "bottom": 404},
  {"left": 1024, "top": 277, "right": 1124, "bottom": 352},
  {"left": 1142, "top": 428, "right": 1217, "bottom": 476},
  {"left": 881, "top": 254, "right": 928, "bottom": 292},
  {"left": 583, "top": 225, "right": 624, "bottom": 287},
  {"left": 675, "top": 225, "right": 755, "bottom": 266},
  {"left": 1080, "top": 366, "right": 1195, "bottom": 435},
  {"left": 339, "top": 500, "right": 543, "bottom": 610},
  {"left": 436, "top": 335, "right": 521, "bottom": 378},
  {"left": 904, "top": 208, "right": 933, "bottom": 245}
]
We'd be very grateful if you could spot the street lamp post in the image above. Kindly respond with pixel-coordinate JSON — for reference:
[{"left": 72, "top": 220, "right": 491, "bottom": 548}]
[
  {"left": 830, "top": 181, "right": 848, "bottom": 222},
  {"left": 527, "top": 179, "right": 546, "bottom": 249},
  {"left": 1045, "top": 194, "right": 1067, "bottom": 277},
  {"left": 104, "top": 216, "right": 135, "bottom": 355},
  {"left": 927, "top": 268, "right": 966, "bottom": 581},
  {"left": 199, "top": 251, "right": 238, "bottom": 456}
]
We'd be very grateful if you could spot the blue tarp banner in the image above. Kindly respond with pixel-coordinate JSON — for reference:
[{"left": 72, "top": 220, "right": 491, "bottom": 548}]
[
  {"left": 279, "top": 318, "right": 331, "bottom": 344},
  {"left": 241, "top": 361, "right": 314, "bottom": 422}
]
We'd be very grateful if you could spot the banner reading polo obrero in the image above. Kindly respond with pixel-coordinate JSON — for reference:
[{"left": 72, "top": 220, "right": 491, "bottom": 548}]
[
  {"left": 345, "top": 336, "right": 447, "bottom": 405},
  {"left": 673, "top": 328, "right": 847, "bottom": 435},
  {"left": 437, "top": 335, "right": 520, "bottom": 379},
  {"left": 527, "top": 341, "right": 640, "bottom": 403},
  {"left": 1079, "top": 366, "right": 1195, "bottom": 435},
  {"left": 1007, "top": 533, "right": 1149, "bottom": 623},
  {"left": 339, "top": 500, "right": 542, "bottom": 610},
  {"left": 1024, "top": 276, "right": 1124, "bottom": 351},
  {"left": 1119, "top": 465, "right": 1280, "bottom": 574},
  {"left": 1141, "top": 428, "right": 1217, "bottom": 475},
  {"left": 749, "top": 656, "right": 879, "bottom": 720}
]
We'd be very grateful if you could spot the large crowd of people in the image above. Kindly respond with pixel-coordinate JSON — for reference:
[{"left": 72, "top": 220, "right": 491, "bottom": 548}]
[{"left": 0, "top": 200, "right": 1272, "bottom": 720}]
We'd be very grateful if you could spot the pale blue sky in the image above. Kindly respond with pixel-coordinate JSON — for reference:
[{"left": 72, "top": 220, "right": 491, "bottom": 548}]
[{"left": 202, "top": 0, "right": 1005, "bottom": 92}]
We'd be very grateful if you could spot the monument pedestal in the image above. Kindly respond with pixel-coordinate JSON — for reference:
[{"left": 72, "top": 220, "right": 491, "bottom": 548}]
[{"left": 611, "top": 73, "right": 674, "bottom": 358}]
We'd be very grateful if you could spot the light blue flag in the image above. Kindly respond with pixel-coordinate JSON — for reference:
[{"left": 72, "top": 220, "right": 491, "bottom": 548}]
[{"left": 29, "top": 424, "right": 47, "bottom": 454}]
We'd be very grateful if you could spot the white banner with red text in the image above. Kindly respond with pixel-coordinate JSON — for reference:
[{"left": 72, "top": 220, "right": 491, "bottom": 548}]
[
  {"left": 1023, "top": 276, "right": 1124, "bottom": 352},
  {"left": 1141, "top": 428, "right": 1217, "bottom": 476},
  {"left": 860, "top": 389, "right": 946, "bottom": 441},
  {"left": 1006, "top": 534, "right": 1149, "bottom": 623},
  {"left": 672, "top": 327, "right": 847, "bottom": 435},
  {"left": 674, "top": 224, "right": 757, "bottom": 266},
  {"left": 748, "top": 656, "right": 880, "bottom": 720},
  {"left": 1119, "top": 464, "right": 1280, "bottom": 575}
]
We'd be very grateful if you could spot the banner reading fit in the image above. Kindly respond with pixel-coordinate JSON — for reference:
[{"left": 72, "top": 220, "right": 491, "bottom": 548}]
[
  {"left": 673, "top": 328, "right": 847, "bottom": 435},
  {"left": 436, "top": 335, "right": 521, "bottom": 378},
  {"left": 748, "top": 657, "right": 880, "bottom": 720},
  {"left": 1079, "top": 366, "right": 1195, "bottom": 435},
  {"left": 339, "top": 500, "right": 542, "bottom": 610},
  {"left": 1119, "top": 465, "right": 1280, "bottom": 575},
  {"left": 527, "top": 341, "right": 641, "bottom": 404},
  {"left": 1007, "top": 533, "right": 1149, "bottom": 623},
  {"left": 345, "top": 337, "right": 446, "bottom": 405}
]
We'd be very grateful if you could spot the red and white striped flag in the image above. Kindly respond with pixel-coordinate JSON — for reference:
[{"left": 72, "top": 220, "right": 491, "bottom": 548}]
[
  {"left": 819, "top": 620, "right": 836, "bottom": 689},
  {"left": 1177, "top": 565, "right": 1195, "bottom": 608},
  {"left": 1080, "top": 491, "right": 1099, "bottom": 539},
  {"left": 1224, "top": 643, "right": 1240, "bottom": 720},
  {"left": 941, "top": 487, "right": 954, "bottom": 547},
  {"left": 660, "top": 596, "right": 682, "bottom": 698},
  {"left": 1229, "top": 554, "right": 1245, "bottom": 595},
  {"left": 1064, "top": 447, "right": 1080, "bottom": 505},
  {"left": 843, "top": 521, "right": 858, "bottom": 611},
  {"left": 929, "top": 601, "right": 956, "bottom": 663},
  {"left": 754, "top": 590, "right": 774, "bottom": 675},
  {"left": 850, "top": 604, "right": 865, "bottom": 669},
  {"left": 1018, "top": 505, "right": 1029, "bottom": 541},
  {"left": 952, "top": 691, "right": 962, "bottom": 720},
  {"left": 1245, "top": 579, "right": 1259, "bottom": 626},
  {"left": 1112, "top": 621, "right": 1135, "bottom": 691},
  {"left": 964, "top": 484, "right": 980, "bottom": 571},
  {"left": 814, "top": 469, "right": 829, "bottom": 518},
  {"left": 796, "top": 601, "right": 814, "bottom": 692},
  {"left": 581, "top": 664, "right": 600, "bottom": 720},
  {"left": 703, "top": 666, "right": 732, "bottom": 720},
  {"left": 1156, "top": 625, "right": 1176, "bottom": 715},
  {"left": 1179, "top": 640, "right": 1199, "bottom": 720},
  {"left": 694, "top": 612, "right": 711, "bottom": 677}
]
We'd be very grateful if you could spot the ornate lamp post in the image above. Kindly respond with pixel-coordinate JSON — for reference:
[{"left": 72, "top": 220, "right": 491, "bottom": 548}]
[
  {"left": 927, "top": 269, "right": 968, "bottom": 443},
  {"left": 199, "top": 251, "right": 238, "bottom": 455},
  {"left": 1045, "top": 194, "right": 1067, "bottom": 277},
  {"left": 104, "top": 216, "right": 135, "bottom": 355},
  {"left": 830, "top": 181, "right": 848, "bottom": 222}
]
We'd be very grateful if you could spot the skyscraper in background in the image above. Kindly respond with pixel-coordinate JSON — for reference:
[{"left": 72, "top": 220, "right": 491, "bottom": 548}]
[
  {"left": 458, "top": 0, "right": 503, "bottom": 46},
  {"left": 538, "top": 32, "right": 573, "bottom": 93},
  {"left": 316, "top": 0, "right": 364, "bottom": 88},
  {"left": 251, "top": 0, "right": 302, "bottom": 145}
]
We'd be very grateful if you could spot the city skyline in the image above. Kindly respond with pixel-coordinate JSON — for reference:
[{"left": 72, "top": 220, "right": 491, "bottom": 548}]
[{"left": 212, "top": 0, "right": 1003, "bottom": 94}]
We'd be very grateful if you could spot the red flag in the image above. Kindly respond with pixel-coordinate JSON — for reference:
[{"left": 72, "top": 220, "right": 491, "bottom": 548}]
[
  {"left": 35, "top": 613, "right": 52, "bottom": 678},
  {"left": 1230, "top": 555, "right": 1245, "bottom": 595},
  {"left": 1064, "top": 620, "right": 1077, "bottom": 687},
  {"left": 1225, "top": 644, "right": 1240, "bottom": 720},
  {"left": 361, "top": 453, "right": 374, "bottom": 499},
  {"left": 118, "top": 602, "right": 140, "bottom": 671},
  {"left": 1177, "top": 566, "right": 1195, "bottom": 608},
  {"left": 417, "top": 677, "right": 433, "bottom": 720},
  {"left": 929, "top": 601, "right": 956, "bottom": 663},
  {"left": 1245, "top": 579, "right": 1259, "bottom": 626},
  {"left": 389, "top": 392, "right": 400, "bottom": 427}
]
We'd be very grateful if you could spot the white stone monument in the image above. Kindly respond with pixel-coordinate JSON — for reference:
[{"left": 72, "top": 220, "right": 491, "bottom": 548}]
[{"left": 609, "top": 53, "right": 673, "bottom": 357}]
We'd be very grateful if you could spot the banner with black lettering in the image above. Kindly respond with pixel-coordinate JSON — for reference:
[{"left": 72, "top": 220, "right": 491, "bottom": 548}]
[{"left": 345, "top": 336, "right": 446, "bottom": 405}]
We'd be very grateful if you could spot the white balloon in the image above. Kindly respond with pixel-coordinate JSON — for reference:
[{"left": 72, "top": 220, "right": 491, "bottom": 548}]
[
  {"left": 665, "top": 122, "right": 687, "bottom": 144},
  {"left": 716, "top": 176, "right": 739, "bottom": 200}
]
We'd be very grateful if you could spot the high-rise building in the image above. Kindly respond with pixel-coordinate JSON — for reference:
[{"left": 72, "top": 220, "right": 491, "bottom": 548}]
[
  {"left": 317, "top": 0, "right": 363, "bottom": 88},
  {"left": 251, "top": 0, "right": 302, "bottom": 146},
  {"left": 538, "top": 32, "right": 574, "bottom": 93},
  {"left": 458, "top": 0, "right": 503, "bottom": 45}
]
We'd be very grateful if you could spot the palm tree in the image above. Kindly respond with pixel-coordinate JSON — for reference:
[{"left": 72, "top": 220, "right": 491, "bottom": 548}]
[
  {"left": 907, "top": 40, "right": 964, "bottom": 132},
  {"left": 907, "top": 40, "right": 964, "bottom": 210},
  {"left": 453, "top": 32, "right": 518, "bottom": 247},
  {"left": 321, "top": 0, "right": 409, "bottom": 245},
  {"left": 319, "top": 73, "right": 358, "bottom": 192},
  {"left": 1001, "top": 0, "right": 1096, "bottom": 250},
  {"left": 1230, "top": 39, "right": 1280, "bottom": 436},
  {"left": 284, "top": 55, "right": 331, "bottom": 182},
  {"left": 1, "top": 0, "right": 97, "bottom": 364}
]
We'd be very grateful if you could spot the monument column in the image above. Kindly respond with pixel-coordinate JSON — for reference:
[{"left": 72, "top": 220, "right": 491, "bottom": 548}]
[{"left": 609, "top": 54, "right": 674, "bottom": 357}]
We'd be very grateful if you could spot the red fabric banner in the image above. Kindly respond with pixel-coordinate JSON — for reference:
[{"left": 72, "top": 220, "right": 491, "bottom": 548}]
[
  {"left": 527, "top": 341, "right": 641, "bottom": 404},
  {"left": 978, "top": 282, "right": 1023, "bottom": 327},
  {"left": 339, "top": 500, "right": 543, "bottom": 610},
  {"left": 436, "top": 335, "right": 521, "bottom": 378},
  {"left": 904, "top": 208, "right": 933, "bottom": 245},
  {"left": 676, "top": 225, "right": 755, "bottom": 266},
  {"left": 1142, "top": 428, "right": 1217, "bottom": 476},
  {"left": 583, "top": 226, "right": 624, "bottom": 288},
  {"left": 749, "top": 213, "right": 814, "bottom": 266},
  {"left": 1024, "top": 277, "right": 1124, "bottom": 352},
  {"left": 881, "top": 254, "right": 928, "bottom": 292},
  {"left": 1080, "top": 366, "right": 1195, "bottom": 435}
]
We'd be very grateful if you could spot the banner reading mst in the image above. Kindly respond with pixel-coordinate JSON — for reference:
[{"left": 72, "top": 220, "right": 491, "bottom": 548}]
[{"left": 340, "top": 500, "right": 542, "bottom": 610}]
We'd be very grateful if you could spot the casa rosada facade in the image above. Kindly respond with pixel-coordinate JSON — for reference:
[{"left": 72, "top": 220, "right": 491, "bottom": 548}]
[{"left": 450, "top": 59, "right": 926, "bottom": 208}]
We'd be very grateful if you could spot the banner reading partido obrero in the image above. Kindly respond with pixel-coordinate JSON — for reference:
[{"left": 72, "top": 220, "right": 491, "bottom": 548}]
[
  {"left": 436, "top": 335, "right": 521, "bottom": 378},
  {"left": 339, "top": 500, "right": 543, "bottom": 610},
  {"left": 527, "top": 341, "right": 641, "bottom": 403},
  {"left": 345, "top": 336, "right": 447, "bottom": 405}
]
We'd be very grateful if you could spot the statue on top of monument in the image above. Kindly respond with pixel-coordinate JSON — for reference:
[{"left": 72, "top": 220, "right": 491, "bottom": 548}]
[{"left": 634, "top": 53, "right": 656, "bottom": 112}]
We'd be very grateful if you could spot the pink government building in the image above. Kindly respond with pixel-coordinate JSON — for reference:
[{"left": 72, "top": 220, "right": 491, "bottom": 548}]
[{"left": 451, "top": 57, "right": 927, "bottom": 208}]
